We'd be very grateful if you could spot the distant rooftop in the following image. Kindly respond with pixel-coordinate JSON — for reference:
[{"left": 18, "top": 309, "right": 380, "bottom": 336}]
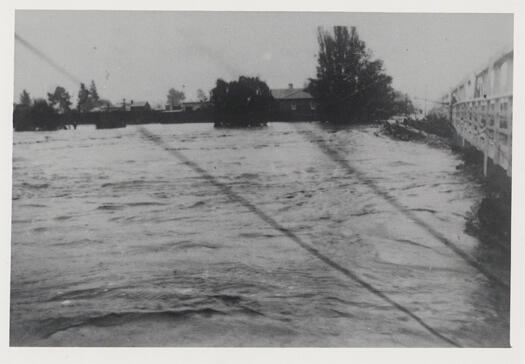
[
  {"left": 183, "top": 101, "right": 210, "bottom": 105},
  {"left": 130, "top": 101, "right": 149, "bottom": 107},
  {"left": 271, "top": 83, "right": 313, "bottom": 100}
]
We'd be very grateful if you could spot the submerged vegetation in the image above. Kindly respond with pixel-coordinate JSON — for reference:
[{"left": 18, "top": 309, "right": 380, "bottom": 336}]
[
  {"left": 13, "top": 96, "right": 63, "bottom": 132},
  {"left": 210, "top": 76, "right": 273, "bottom": 128},
  {"left": 13, "top": 81, "right": 102, "bottom": 131},
  {"left": 380, "top": 113, "right": 454, "bottom": 143}
]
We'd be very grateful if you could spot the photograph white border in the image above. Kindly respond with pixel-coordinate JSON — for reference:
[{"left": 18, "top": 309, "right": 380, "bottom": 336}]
[{"left": 1, "top": 1, "right": 523, "bottom": 363}]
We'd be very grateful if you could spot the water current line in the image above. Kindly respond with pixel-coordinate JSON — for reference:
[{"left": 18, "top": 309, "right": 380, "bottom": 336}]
[
  {"left": 294, "top": 126, "right": 509, "bottom": 290},
  {"left": 138, "top": 127, "right": 462, "bottom": 347}
]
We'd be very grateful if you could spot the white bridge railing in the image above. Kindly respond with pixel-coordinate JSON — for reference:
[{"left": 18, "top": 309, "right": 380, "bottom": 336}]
[{"left": 452, "top": 94, "right": 512, "bottom": 176}]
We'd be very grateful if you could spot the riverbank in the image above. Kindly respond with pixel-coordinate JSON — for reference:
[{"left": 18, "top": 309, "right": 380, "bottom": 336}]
[{"left": 380, "top": 116, "right": 511, "bottom": 249}]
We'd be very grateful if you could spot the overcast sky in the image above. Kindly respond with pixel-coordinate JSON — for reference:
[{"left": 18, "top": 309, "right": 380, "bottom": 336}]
[{"left": 14, "top": 11, "right": 513, "bottom": 108}]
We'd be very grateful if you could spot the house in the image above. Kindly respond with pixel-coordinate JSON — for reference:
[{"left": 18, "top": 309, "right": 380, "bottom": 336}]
[
  {"left": 129, "top": 101, "right": 151, "bottom": 112},
  {"left": 106, "top": 100, "right": 151, "bottom": 112},
  {"left": 165, "top": 104, "right": 182, "bottom": 111},
  {"left": 271, "top": 83, "right": 317, "bottom": 113},
  {"left": 182, "top": 101, "right": 210, "bottom": 112},
  {"left": 151, "top": 104, "right": 166, "bottom": 112},
  {"left": 90, "top": 99, "right": 114, "bottom": 112}
]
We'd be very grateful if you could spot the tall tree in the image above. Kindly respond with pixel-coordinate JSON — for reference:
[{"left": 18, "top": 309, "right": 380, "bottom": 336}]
[
  {"left": 307, "top": 26, "right": 395, "bottom": 123},
  {"left": 77, "top": 83, "right": 90, "bottom": 112},
  {"left": 88, "top": 80, "right": 100, "bottom": 107},
  {"left": 47, "top": 86, "right": 72, "bottom": 114},
  {"left": 166, "top": 88, "right": 185, "bottom": 109},
  {"left": 19, "top": 89, "right": 32, "bottom": 107}
]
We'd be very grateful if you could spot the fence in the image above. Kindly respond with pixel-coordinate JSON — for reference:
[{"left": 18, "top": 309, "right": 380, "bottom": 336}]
[
  {"left": 452, "top": 94, "right": 512, "bottom": 176},
  {"left": 449, "top": 49, "right": 513, "bottom": 176}
]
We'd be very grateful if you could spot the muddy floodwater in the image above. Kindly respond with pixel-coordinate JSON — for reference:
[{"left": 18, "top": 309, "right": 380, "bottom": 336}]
[{"left": 10, "top": 122, "right": 510, "bottom": 347}]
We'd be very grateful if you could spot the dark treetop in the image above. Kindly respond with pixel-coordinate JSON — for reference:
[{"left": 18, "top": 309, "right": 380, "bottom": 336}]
[{"left": 210, "top": 76, "right": 274, "bottom": 128}]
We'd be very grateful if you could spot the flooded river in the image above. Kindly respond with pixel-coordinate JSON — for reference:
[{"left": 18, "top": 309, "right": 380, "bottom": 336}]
[{"left": 10, "top": 122, "right": 510, "bottom": 347}]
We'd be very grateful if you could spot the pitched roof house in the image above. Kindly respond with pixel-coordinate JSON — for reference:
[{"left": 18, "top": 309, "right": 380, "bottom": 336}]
[
  {"left": 182, "top": 101, "right": 211, "bottom": 112},
  {"left": 271, "top": 85, "right": 313, "bottom": 101},
  {"left": 129, "top": 101, "right": 151, "bottom": 112},
  {"left": 271, "top": 84, "right": 316, "bottom": 113}
]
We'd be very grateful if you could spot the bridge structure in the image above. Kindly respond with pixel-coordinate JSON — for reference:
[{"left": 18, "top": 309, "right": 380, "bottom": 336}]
[{"left": 445, "top": 48, "right": 513, "bottom": 177}]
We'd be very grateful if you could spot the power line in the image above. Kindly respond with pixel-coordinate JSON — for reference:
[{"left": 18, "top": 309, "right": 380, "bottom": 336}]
[
  {"left": 139, "top": 127, "right": 462, "bottom": 347},
  {"left": 295, "top": 127, "right": 509, "bottom": 290},
  {"left": 15, "top": 33, "right": 81, "bottom": 85}
]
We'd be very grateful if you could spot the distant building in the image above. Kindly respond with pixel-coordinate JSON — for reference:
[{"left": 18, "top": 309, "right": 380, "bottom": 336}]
[
  {"left": 151, "top": 104, "right": 166, "bottom": 111},
  {"left": 113, "top": 100, "right": 132, "bottom": 111},
  {"left": 182, "top": 101, "right": 210, "bottom": 112},
  {"left": 129, "top": 101, "right": 151, "bottom": 112},
  {"left": 90, "top": 99, "right": 114, "bottom": 112},
  {"left": 165, "top": 104, "right": 182, "bottom": 111},
  {"left": 271, "top": 83, "right": 317, "bottom": 113},
  {"left": 106, "top": 105, "right": 125, "bottom": 112},
  {"left": 111, "top": 100, "right": 151, "bottom": 112}
]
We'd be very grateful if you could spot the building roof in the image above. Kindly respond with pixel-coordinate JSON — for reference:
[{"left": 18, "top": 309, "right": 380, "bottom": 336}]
[
  {"left": 271, "top": 88, "right": 313, "bottom": 100},
  {"left": 130, "top": 101, "right": 150, "bottom": 107},
  {"left": 183, "top": 101, "right": 210, "bottom": 106}
]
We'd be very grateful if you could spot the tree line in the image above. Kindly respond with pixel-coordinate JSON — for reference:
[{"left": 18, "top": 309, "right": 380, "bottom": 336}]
[
  {"left": 17, "top": 81, "right": 103, "bottom": 113},
  {"left": 14, "top": 81, "right": 105, "bottom": 131},
  {"left": 14, "top": 25, "right": 415, "bottom": 131},
  {"left": 210, "top": 26, "right": 414, "bottom": 126}
]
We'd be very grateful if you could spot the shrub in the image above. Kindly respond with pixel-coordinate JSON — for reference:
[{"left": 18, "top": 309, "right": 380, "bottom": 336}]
[{"left": 210, "top": 76, "right": 273, "bottom": 127}]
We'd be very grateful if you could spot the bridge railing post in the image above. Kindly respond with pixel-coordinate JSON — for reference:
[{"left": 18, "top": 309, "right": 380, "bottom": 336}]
[{"left": 483, "top": 145, "right": 488, "bottom": 176}]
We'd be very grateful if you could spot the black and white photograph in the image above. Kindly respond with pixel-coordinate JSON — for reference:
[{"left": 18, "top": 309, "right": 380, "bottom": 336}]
[{"left": 5, "top": 4, "right": 519, "bottom": 355}]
